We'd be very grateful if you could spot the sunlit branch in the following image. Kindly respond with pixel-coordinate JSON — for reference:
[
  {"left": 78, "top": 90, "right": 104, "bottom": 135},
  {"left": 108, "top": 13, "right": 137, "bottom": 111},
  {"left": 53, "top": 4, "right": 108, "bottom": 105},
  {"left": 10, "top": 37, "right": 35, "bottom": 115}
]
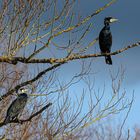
[{"left": 0, "top": 41, "right": 139, "bottom": 65}]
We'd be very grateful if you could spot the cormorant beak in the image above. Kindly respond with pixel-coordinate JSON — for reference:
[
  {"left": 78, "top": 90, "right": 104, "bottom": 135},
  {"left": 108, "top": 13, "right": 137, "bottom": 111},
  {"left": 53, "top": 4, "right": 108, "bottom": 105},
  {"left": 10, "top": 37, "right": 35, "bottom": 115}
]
[
  {"left": 22, "top": 89, "right": 28, "bottom": 93},
  {"left": 110, "top": 18, "right": 118, "bottom": 23},
  {"left": 19, "top": 88, "right": 28, "bottom": 93}
]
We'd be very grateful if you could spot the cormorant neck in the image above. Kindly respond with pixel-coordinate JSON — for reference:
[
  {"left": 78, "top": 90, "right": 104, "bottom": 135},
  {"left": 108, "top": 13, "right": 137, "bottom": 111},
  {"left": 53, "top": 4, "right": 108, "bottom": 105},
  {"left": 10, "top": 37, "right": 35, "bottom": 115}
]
[{"left": 104, "top": 22, "right": 110, "bottom": 30}]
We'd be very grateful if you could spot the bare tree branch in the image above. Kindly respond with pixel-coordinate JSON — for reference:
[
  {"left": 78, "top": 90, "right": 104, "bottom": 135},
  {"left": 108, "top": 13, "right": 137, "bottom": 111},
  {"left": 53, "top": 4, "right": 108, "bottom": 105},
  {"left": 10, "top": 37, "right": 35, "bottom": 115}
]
[
  {"left": 0, "top": 41, "right": 139, "bottom": 65},
  {"left": 27, "top": 0, "right": 117, "bottom": 59},
  {"left": 0, "top": 63, "right": 64, "bottom": 101}
]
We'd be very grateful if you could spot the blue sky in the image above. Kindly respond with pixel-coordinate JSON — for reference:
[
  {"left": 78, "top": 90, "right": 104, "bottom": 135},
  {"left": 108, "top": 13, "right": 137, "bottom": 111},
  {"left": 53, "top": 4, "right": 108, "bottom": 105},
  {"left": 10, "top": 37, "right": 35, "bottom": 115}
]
[
  {"left": 80, "top": 0, "right": 140, "bottom": 129},
  {"left": 56, "top": 0, "right": 140, "bottom": 131},
  {"left": 6, "top": 0, "right": 138, "bottom": 134},
  {"left": 1, "top": 0, "right": 140, "bottom": 137}
]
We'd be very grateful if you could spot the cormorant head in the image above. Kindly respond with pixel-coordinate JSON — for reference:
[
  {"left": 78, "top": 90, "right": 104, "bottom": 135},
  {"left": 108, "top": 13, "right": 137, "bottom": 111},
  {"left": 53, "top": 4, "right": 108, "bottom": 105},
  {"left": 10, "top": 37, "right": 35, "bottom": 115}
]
[
  {"left": 104, "top": 17, "right": 118, "bottom": 25},
  {"left": 18, "top": 88, "right": 28, "bottom": 98}
]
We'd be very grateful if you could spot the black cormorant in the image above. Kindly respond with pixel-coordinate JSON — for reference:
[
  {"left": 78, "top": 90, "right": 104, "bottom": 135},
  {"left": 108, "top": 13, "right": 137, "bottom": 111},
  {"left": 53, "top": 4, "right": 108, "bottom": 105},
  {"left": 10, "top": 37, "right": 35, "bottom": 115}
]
[
  {"left": 4, "top": 88, "right": 28, "bottom": 124},
  {"left": 99, "top": 17, "right": 118, "bottom": 65}
]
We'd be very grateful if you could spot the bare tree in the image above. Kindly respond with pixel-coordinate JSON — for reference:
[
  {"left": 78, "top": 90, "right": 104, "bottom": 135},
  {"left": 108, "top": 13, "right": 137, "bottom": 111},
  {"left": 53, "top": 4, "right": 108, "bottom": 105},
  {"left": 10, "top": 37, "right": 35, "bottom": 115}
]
[{"left": 0, "top": 0, "right": 138, "bottom": 139}]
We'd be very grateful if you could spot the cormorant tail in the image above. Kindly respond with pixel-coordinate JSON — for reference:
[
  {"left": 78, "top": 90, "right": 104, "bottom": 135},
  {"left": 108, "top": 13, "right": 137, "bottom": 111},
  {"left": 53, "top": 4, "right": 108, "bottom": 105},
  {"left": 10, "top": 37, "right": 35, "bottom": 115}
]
[{"left": 105, "top": 56, "right": 112, "bottom": 65}]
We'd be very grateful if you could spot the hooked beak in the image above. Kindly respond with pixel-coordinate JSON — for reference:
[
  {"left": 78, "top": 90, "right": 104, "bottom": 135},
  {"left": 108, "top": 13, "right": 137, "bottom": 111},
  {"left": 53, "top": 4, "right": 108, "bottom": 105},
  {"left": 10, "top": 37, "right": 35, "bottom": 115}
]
[{"left": 110, "top": 18, "right": 118, "bottom": 23}]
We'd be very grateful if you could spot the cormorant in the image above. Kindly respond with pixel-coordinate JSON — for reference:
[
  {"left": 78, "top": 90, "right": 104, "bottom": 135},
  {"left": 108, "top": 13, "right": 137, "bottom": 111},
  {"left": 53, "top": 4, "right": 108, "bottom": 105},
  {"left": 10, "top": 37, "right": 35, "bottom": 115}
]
[
  {"left": 4, "top": 88, "right": 28, "bottom": 124},
  {"left": 99, "top": 17, "right": 118, "bottom": 65}
]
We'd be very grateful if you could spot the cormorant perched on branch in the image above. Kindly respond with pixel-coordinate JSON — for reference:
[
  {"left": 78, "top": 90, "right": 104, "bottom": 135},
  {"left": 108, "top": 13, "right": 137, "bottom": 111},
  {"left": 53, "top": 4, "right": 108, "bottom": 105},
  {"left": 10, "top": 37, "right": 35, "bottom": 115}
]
[
  {"left": 99, "top": 17, "right": 118, "bottom": 65},
  {"left": 4, "top": 88, "right": 28, "bottom": 124}
]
